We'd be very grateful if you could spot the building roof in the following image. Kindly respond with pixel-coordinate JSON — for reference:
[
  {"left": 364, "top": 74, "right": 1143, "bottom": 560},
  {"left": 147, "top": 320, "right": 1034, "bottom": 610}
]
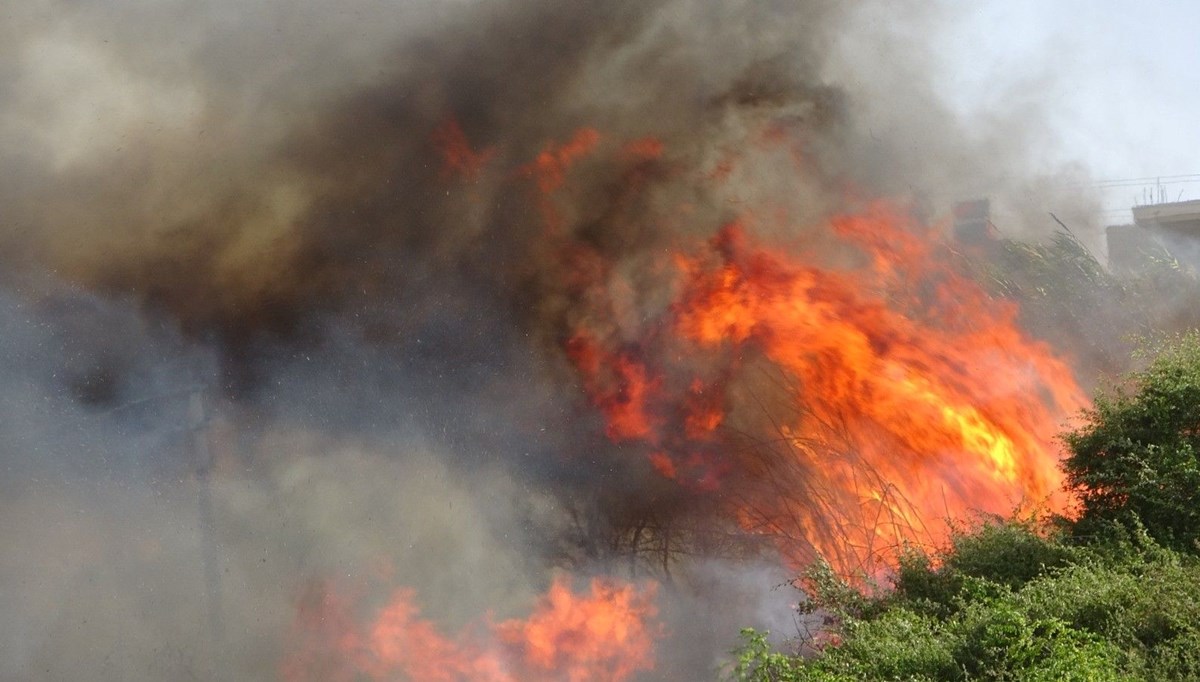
[{"left": 1132, "top": 199, "right": 1200, "bottom": 229}]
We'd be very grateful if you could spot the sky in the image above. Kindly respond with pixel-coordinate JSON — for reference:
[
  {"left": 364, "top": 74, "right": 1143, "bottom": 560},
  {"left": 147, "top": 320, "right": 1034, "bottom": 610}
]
[{"left": 935, "top": 0, "right": 1200, "bottom": 225}]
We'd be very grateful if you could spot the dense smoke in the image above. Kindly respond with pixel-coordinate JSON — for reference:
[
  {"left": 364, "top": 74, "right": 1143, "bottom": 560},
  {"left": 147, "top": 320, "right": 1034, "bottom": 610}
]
[{"left": 1, "top": 1, "right": 1105, "bottom": 679}]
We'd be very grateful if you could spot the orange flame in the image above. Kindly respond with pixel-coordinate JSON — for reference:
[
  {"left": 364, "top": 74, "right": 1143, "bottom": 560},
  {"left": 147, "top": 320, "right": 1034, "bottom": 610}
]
[
  {"left": 282, "top": 578, "right": 659, "bottom": 682},
  {"left": 425, "top": 118, "right": 1089, "bottom": 580},
  {"left": 529, "top": 130, "right": 1089, "bottom": 577},
  {"left": 496, "top": 579, "right": 659, "bottom": 682},
  {"left": 670, "top": 213, "right": 1085, "bottom": 573},
  {"left": 565, "top": 332, "right": 661, "bottom": 441},
  {"left": 432, "top": 118, "right": 496, "bottom": 182}
]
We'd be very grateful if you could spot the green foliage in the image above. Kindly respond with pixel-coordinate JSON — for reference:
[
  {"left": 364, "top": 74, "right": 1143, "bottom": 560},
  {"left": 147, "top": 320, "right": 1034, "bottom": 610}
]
[
  {"left": 1063, "top": 332, "right": 1200, "bottom": 552},
  {"left": 726, "top": 519, "right": 1200, "bottom": 681},
  {"left": 951, "top": 600, "right": 1123, "bottom": 681},
  {"left": 891, "top": 517, "right": 1079, "bottom": 618},
  {"left": 817, "top": 608, "right": 959, "bottom": 681},
  {"left": 938, "top": 516, "right": 1077, "bottom": 590},
  {"left": 796, "top": 558, "right": 870, "bottom": 620},
  {"left": 724, "top": 629, "right": 820, "bottom": 682},
  {"left": 1015, "top": 547, "right": 1200, "bottom": 679},
  {"left": 1146, "top": 629, "right": 1200, "bottom": 680}
]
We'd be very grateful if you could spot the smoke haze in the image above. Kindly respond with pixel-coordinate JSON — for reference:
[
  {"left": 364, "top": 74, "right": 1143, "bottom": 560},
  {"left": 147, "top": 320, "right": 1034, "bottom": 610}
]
[{"left": 1, "top": 1, "right": 1109, "bottom": 679}]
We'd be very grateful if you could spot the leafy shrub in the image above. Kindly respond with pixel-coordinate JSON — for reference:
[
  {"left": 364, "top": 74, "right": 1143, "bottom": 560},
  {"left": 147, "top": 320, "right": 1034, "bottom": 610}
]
[
  {"left": 1063, "top": 332, "right": 1200, "bottom": 552},
  {"left": 817, "top": 608, "right": 958, "bottom": 681},
  {"left": 725, "top": 629, "right": 843, "bottom": 682},
  {"left": 952, "top": 599, "right": 1123, "bottom": 681},
  {"left": 890, "top": 517, "right": 1078, "bottom": 617}
]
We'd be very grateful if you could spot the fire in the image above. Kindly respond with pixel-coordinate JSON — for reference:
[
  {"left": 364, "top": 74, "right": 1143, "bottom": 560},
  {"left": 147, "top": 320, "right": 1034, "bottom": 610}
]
[
  {"left": 432, "top": 118, "right": 495, "bottom": 182},
  {"left": 497, "top": 579, "right": 659, "bottom": 682},
  {"left": 522, "top": 127, "right": 603, "bottom": 234},
  {"left": 664, "top": 214, "right": 1087, "bottom": 574},
  {"left": 282, "top": 577, "right": 659, "bottom": 682},
  {"left": 523, "top": 128, "right": 602, "bottom": 195},
  {"left": 565, "top": 332, "right": 660, "bottom": 442},
  {"left": 495, "top": 125, "right": 1088, "bottom": 577},
  {"left": 280, "top": 114, "right": 1090, "bottom": 676}
]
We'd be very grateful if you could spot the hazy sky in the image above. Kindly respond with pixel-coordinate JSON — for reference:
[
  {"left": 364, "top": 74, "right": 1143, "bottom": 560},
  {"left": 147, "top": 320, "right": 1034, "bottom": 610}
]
[{"left": 937, "top": 0, "right": 1200, "bottom": 224}]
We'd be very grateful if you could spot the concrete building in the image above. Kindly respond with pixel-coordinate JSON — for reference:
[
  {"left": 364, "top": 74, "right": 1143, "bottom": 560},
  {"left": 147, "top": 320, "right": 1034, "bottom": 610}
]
[{"left": 1107, "top": 199, "right": 1200, "bottom": 274}]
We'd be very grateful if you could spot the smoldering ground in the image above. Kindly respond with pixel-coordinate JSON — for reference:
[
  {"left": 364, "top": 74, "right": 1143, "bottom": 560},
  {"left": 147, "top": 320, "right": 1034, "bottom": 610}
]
[{"left": 1, "top": 0, "right": 1116, "bottom": 680}]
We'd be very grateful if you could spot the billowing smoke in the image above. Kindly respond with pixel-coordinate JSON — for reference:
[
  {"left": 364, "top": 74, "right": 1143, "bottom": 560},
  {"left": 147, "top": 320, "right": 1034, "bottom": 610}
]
[{"left": 1, "top": 1, "right": 1105, "bottom": 680}]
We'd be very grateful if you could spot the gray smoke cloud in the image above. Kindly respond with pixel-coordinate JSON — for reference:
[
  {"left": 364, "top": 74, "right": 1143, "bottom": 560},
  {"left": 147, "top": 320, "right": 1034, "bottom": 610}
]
[{"left": 0, "top": 1, "right": 1111, "bottom": 680}]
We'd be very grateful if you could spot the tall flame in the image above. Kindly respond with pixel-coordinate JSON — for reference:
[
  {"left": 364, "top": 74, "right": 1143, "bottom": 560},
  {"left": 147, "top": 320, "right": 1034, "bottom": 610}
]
[
  {"left": 514, "top": 126, "right": 1089, "bottom": 577},
  {"left": 663, "top": 212, "right": 1087, "bottom": 574}
]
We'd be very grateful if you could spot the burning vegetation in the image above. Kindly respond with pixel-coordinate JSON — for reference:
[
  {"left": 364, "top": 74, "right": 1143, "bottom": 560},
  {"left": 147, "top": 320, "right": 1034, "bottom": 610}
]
[
  {"left": 478, "top": 118, "right": 1088, "bottom": 579},
  {"left": 3, "top": 1, "right": 1197, "bottom": 680}
]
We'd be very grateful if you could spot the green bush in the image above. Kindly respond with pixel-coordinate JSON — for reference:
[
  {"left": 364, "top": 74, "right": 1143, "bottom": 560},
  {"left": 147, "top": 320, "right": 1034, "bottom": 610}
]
[
  {"left": 725, "top": 629, "right": 846, "bottom": 682},
  {"left": 1015, "top": 549, "right": 1200, "bottom": 674},
  {"left": 817, "top": 608, "right": 958, "bottom": 681},
  {"left": 952, "top": 599, "right": 1123, "bottom": 681},
  {"left": 890, "top": 517, "right": 1078, "bottom": 618},
  {"left": 1063, "top": 332, "right": 1200, "bottom": 553}
]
